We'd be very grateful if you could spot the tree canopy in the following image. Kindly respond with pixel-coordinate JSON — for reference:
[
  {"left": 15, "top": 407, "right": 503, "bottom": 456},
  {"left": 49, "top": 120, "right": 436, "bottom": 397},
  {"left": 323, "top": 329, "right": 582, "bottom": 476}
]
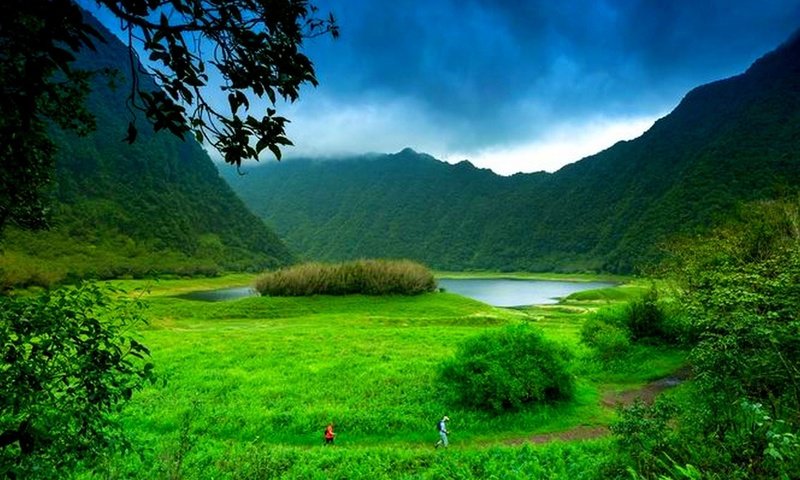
[{"left": 0, "top": 0, "right": 337, "bottom": 230}]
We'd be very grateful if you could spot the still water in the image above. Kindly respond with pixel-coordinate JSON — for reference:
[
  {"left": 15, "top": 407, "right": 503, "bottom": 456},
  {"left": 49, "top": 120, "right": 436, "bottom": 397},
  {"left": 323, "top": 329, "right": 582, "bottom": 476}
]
[
  {"left": 437, "top": 278, "right": 613, "bottom": 307},
  {"left": 175, "top": 279, "right": 613, "bottom": 305},
  {"left": 176, "top": 286, "right": 259, "bottom": 302}
]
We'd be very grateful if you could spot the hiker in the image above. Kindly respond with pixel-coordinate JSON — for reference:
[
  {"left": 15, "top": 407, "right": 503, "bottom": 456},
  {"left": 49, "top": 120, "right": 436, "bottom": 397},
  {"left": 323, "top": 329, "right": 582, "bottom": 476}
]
[
  {"left": 324, "top": 423, "right": 336, "bottom": 445},
  {"left": 434, "top": 416, "right": 450, "bottom": 448}
]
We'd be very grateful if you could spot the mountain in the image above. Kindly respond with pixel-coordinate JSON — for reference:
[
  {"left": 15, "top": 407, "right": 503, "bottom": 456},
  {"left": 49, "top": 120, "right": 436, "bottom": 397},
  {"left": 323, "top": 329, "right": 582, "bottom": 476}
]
[
  {"left": 223, "top": 30, "right": 800, "bottom": 273},
  {"left": 0, "top": 13, "right": 293, "bottom": 288}
]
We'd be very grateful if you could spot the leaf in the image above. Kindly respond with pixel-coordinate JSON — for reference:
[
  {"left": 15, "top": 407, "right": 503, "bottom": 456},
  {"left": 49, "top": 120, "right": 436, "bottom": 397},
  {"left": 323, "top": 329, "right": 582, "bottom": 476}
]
[
  {"left": 122, "top": 122, "right": 137, "bottom": 144},
  {"left": 255, "top": 136, "right": 270, "bottom": 154},
  {"left": 268, "top": 144, "right": 282, "bottom": 160}
]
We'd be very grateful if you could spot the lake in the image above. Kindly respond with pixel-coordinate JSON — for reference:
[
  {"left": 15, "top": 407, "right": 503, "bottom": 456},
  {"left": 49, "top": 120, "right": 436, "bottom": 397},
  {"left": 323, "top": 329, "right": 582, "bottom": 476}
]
[
  {"left": 175, "top": 279, "right": 613, "bottom": 305},
  {"left": 176, "top": 286, "right": 259, "bottom": 302},
  {"left": 437, "top": 278, "right": 614, "bottom": 307}
]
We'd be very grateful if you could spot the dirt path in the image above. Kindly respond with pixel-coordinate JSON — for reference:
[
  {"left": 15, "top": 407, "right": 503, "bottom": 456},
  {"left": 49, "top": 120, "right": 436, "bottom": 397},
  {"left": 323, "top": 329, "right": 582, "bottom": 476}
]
[{"left": 505, "top": 370, "right": 688, "bottom": 445}]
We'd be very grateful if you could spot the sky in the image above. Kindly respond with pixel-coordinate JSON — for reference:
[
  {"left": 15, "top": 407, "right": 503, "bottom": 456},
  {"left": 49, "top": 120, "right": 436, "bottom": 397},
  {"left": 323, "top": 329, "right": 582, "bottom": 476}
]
[
  {"left": 87, "top": 1, "right": 800, "bottom": 175},
  {"left": 279, "top": 0, "right": 800, "bottom": 174}
]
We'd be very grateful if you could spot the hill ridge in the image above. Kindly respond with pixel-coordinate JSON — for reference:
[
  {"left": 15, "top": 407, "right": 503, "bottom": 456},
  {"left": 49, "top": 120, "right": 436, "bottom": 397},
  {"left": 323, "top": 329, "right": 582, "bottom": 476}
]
[
  {"left": 224, "top": 28, "right": 799, "bottom": 273},
  {"left": 0, "top": 11, "right": 293, "bottom": 288}
]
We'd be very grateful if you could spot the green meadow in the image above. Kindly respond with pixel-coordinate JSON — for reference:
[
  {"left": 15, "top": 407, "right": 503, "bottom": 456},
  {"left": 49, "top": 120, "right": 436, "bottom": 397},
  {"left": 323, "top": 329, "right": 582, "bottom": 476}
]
[{"left": 86, "top": 274, "right": 685, "bottom": 479}]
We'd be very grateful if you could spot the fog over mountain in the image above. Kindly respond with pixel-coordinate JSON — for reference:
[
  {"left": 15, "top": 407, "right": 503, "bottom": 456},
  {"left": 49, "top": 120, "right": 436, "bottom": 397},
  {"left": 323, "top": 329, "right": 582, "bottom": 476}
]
[
  {"left": 82, "top": 0, "right": 800, "bottom": 174},
  {"left": 225, "top": 28, "right": 800, "bottom": 273}
]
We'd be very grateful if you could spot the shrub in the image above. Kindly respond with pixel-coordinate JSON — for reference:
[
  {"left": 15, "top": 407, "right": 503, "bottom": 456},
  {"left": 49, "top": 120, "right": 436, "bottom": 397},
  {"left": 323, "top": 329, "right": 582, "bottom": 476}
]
[
  {"left": 581, "top": 288, "right": 681, "bottom": 360},
  {"left": 0, "top": 283, "right": 156, "bottom": 478},
  {"left": 438, "top": 324, "right": 574, "bottom": 413},
  {"left": 608, "top": 398, "right": 679, "bottom": 478},
  {"left": 625, "top": 286, "right": 668, "bottom": 342},
  {"left": 255, "top": 259, "right": 437, "bottom": 296},
  {"left": 580, "top": 314, "right": 631, "bottom": 361}
]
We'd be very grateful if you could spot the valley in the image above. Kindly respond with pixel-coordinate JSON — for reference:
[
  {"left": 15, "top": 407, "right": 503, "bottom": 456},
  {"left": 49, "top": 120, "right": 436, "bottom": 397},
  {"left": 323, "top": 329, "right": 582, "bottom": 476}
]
[{"left": 82, "top": 274, "right": 684, "bottom": 478}]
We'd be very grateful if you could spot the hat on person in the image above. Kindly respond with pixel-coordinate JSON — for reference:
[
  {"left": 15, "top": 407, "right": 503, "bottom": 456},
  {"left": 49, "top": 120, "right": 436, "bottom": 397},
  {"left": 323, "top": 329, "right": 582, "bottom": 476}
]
[{"left": 443, "top": 416, "right": 450, "bottom": 421}]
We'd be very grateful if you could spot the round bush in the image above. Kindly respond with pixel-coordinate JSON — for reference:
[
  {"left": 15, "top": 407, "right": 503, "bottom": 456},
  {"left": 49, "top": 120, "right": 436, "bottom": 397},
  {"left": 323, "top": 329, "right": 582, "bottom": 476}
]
[{"left": 438, "top": 324, "right": 574, "bottom": 413}]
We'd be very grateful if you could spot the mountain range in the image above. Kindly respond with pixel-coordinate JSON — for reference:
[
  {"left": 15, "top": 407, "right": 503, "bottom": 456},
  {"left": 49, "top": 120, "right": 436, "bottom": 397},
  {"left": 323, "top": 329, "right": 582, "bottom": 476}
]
[{"left": 223, "top": 29, "right": 800, "bottom": 273}]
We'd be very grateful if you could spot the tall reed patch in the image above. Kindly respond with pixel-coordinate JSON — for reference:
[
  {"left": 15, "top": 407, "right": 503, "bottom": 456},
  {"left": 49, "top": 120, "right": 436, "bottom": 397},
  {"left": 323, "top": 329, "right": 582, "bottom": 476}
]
[{"left": 255, "top": 259, "right": 437, "bottom": 296}]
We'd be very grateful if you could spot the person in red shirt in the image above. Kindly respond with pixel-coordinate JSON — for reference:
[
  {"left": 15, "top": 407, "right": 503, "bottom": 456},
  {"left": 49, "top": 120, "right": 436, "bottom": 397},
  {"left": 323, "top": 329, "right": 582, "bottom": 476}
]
[{"left": 324, "top": 423, "right": 336, "bottom": 445}]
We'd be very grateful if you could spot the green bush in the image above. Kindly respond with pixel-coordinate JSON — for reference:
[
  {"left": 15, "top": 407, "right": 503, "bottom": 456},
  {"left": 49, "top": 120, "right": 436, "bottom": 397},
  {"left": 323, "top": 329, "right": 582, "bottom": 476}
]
[
  {"left": 626, "top": 286, "right": 669, "bottom": 342},
  {"left": 580, "top": 288, "right": 680, "bottom": 360},
  {"left": 0, "top": 283, "right": 155, "bottom": 478},
  {"left": 607, "top": 398, "right": 679, "bottom": 478},
  {"left": 438, "top": 324, "right": 574, "bottom": 413},
  {"left": 255, "top": 259, "right": 437, "bottom": 296},
  {"left": 580, "top": 314, "right": 631, "bottom": 361}
]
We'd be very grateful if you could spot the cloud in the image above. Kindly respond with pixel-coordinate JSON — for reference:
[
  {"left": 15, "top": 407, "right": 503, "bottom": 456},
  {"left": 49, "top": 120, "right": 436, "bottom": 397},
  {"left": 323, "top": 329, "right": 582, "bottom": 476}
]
[
  {"left": 281, "top": 92, "right": 454, "bottom": 158},
  {"left": 281, "top": 86, "right": 664, "bottom": 175},
  {"left": 444, "top": 114, "right": 664, "bottom": 175},
  {"left": 293, "top": 0, "right": 800, "bottom": 173},
  {"left": 83, "top": 0, "right": 800, "bottom": 173}
]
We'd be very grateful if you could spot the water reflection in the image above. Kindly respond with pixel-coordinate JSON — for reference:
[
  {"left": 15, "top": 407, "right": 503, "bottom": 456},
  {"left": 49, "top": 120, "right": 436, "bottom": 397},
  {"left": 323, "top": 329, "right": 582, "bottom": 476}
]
[
  {"left": 176, "top": 286, "right": 258, "bottom": 302},
  {"left": 437, "top": 278, "right": 613, "bottom": 307}
]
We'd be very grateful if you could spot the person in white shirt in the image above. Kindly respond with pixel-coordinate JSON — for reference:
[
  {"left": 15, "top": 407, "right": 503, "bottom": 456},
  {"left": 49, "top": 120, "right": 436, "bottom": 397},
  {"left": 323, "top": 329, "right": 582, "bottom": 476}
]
[{"left": 435, "top": 416, "right": 450, "bottom": 448}]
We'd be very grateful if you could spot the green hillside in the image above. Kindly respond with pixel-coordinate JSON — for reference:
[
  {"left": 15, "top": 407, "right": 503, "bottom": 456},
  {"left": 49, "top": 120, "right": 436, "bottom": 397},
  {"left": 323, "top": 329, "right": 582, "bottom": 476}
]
[
  {"left": 224, "top": 30, "right": 800, "bottom": 273},
  {"left": 0, "top": 14, "right": 293, "bottom": 288}
]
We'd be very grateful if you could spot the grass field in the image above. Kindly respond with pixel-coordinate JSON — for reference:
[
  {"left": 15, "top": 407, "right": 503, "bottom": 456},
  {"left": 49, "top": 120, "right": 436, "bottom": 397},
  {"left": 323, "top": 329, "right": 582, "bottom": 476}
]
[{"left": 82, "top": 274, "right": 685, "bottom": 479}]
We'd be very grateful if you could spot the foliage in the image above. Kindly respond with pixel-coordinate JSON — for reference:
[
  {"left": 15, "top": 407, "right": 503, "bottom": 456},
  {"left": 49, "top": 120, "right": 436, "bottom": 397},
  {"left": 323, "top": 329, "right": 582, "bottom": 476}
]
[
  {"left": 580, "top": 286, "right": 682, "bottom": 362},
  {"left": 624, "top": 285, "right": 678, "bottom": 342},
  {"left": 580, "top": 309, "right": 631, "bottom": 361},
  {"left": 91, "top": 0, "right": 337, "bottom": 166},
  {"left": 225, "top": 32, "right": 800, "bottom": 274},
  {"left": 0, "top": 20, "right": 295, "bottom": 290},
  {"left": 0, "top": 0, "right": 97, "bottom": 230},
  {"left": 0, "top": 0, "right": 336, "bottom": 231},
  {"left": 255, "top": 259, "right": 437, "bottom": 296},
  {"left": 607, "top": 399, "right": 679, "bottom": 477},
  {"left": 438, "top": 324, "right": 574, "bottom": 413},
  {"left": 611, "top": 199, "right": 800, "bottom": 479},
  {"left": 0, "top": 283, "right": 155, "bottom": 478}
]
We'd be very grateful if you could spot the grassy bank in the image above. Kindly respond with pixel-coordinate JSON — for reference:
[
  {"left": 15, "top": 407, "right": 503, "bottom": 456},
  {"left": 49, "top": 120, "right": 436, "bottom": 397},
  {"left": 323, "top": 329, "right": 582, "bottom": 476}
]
[{"left": 75, "top": 274, "right": 684, "bottom": 478}]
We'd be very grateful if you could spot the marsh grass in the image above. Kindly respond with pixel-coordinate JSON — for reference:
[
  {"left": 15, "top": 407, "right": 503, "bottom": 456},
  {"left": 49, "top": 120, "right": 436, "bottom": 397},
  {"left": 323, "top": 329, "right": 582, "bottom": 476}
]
[{"left": 255, "top": 259, "right": 437, "bottom": 296}]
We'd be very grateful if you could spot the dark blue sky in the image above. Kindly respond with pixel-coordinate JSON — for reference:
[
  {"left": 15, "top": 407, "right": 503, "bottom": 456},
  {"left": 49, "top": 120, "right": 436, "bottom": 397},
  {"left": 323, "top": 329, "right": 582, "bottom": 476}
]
[
  {"left": 85, "top": 0, "right": 800, "bottom": 174},
  {"left": 281, "top": 0, "right": 800, "bottom": 173}
]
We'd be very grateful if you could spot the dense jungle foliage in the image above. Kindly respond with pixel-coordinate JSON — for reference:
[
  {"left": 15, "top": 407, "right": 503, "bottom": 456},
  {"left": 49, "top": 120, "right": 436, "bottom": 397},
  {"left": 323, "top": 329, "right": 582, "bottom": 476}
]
[
  {"left": 603, "top": 198, "right": 800, "bottom": 479},
  {"left": 0, "top": 283, "right": 155, "bottom": 478},
  {"left": 224, "top": 30, "right": 800, "bottom": 274}
]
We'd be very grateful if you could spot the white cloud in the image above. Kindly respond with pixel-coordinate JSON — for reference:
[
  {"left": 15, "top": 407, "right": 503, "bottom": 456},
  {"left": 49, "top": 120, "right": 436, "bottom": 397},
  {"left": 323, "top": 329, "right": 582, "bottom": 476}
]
[
  {"left": 273, "top": 91, "right": 665, "bottom": 176},
  {"left": 280, "top": 94, "right": 455, "bottom": 159},
  {"left": 442, "top": 115, "right": 663, "bottom": 175}
]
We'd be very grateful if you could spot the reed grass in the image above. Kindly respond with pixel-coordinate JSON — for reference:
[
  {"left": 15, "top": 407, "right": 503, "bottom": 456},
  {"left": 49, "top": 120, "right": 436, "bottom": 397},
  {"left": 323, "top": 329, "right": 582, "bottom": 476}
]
[{"left": 255, "top": 259, "right": 437, "bottom": 296}]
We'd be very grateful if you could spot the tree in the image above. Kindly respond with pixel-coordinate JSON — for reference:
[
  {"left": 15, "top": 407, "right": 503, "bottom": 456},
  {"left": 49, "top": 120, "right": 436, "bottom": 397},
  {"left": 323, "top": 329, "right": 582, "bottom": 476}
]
[
  {"left": 0, "top": 2, "right": 334, "bottom": 475},
  {"left": 0, "top": 0, "right": 337, "bottom": 230},
  {"left": 0, "top": 283, "right": 156, "bottom": 478},
  {"left": 610, "top": 199, "right": 800, "bottom": 479}
]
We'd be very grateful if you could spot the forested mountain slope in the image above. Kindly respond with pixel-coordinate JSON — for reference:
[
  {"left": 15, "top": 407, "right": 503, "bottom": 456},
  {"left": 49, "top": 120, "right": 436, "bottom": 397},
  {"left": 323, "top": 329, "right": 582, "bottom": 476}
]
[
  {"left": 0, "top": 14, "right": 292, "bottom": 288},
  {"left": 226, "top": 29, "right": 800, "bottom": 273}
]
